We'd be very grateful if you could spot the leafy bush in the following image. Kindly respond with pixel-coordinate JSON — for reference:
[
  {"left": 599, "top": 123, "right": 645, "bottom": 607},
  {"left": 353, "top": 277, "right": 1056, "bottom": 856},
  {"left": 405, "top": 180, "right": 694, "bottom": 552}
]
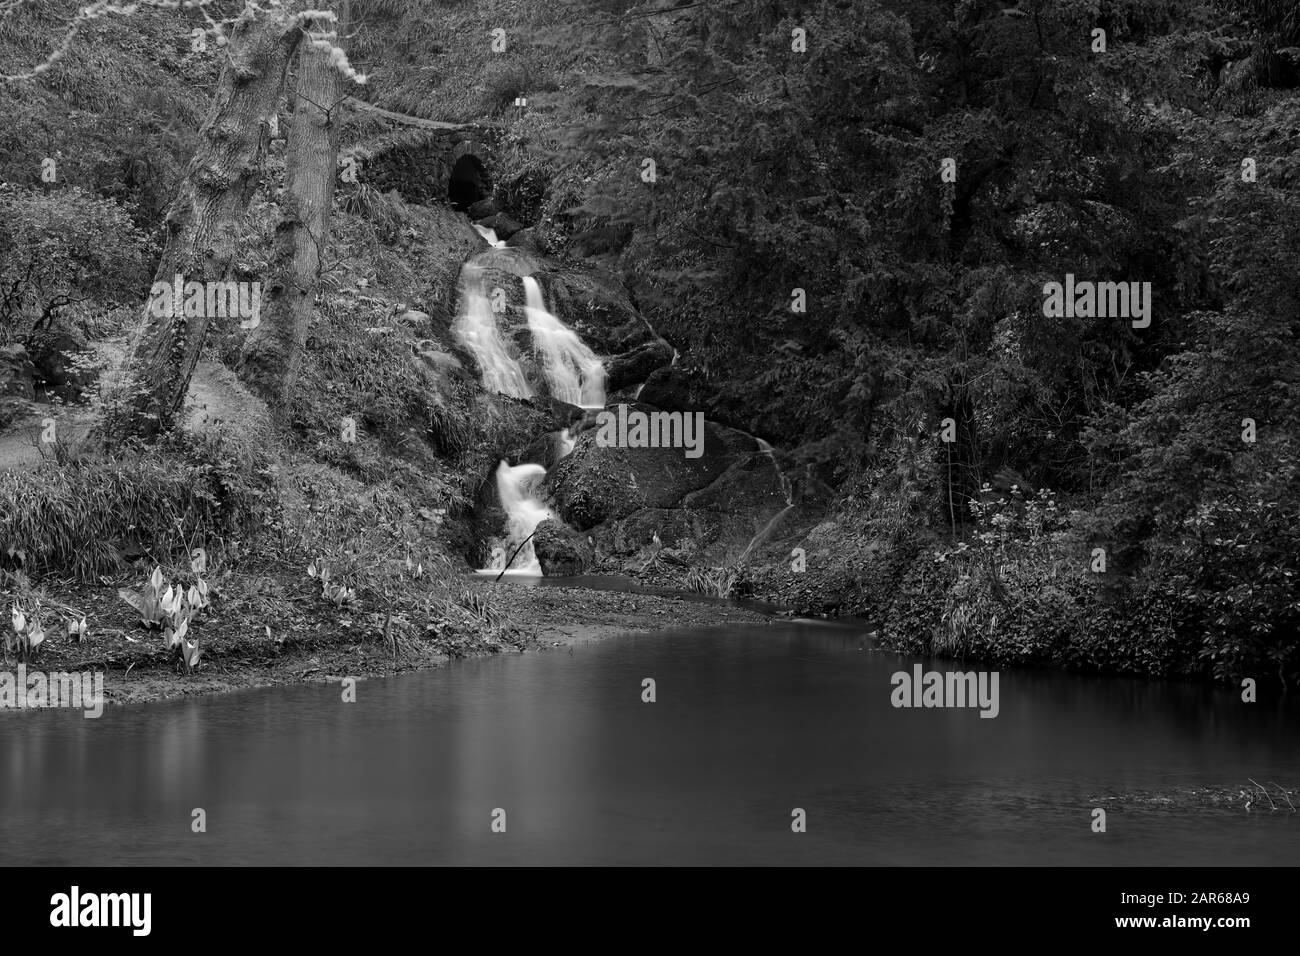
[
  {"left": 1148, "top": 452, "right": 1300, "bottom": 688},
  {"left": 0, "top": 187, "right": 151, "bottom": 343}
]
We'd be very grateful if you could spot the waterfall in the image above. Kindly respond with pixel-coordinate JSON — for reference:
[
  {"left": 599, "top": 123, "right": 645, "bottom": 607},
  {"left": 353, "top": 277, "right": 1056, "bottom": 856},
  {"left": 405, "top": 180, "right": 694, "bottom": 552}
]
[
  {"left": 755, "top": 438, "right": 793, "bottom": 506},
  {"left": 459, "top": 270, "right": 609, "bottom": 576},
  {"left": 489, "top": 461, "right": 550, "bottom": 574},
  {"left": 452, "top": 263, "right": 532, "bottom": 399},
  {"left": 473, "top": 224, "right": 506, "bottom": 248},
  {"left": 522, "top": 276, "right": 606, "bottom": 408},
  {"left": 738, "top": 438, "right": 795, "bottom": 564}
]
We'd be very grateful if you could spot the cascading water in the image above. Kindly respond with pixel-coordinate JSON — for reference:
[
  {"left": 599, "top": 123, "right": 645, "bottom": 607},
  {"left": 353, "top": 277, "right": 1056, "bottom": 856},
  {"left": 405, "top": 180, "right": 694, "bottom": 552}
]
[
  {"left": 452, "top": 263, "right": 532, "bottom": 399},
  {"left": 737, "top": 438, "right": 796, "bottom": 564},
  {"left": 473, "top": 224, "right": 506, "bottom": 249},
  {"left": 462, "top": 276, "right": 605, "bottom": 574},
  {"left": 489, "top": 461, "right": 550, "bottom": 574},
  {"left": 755, "top": 438, "right": 793, "bottom": 505},
  {"left": 522, "top": 276, "right": 607, "bottom": 408},
  {"left": 456, "top": 264, "right": 609, "bottom": 575}
]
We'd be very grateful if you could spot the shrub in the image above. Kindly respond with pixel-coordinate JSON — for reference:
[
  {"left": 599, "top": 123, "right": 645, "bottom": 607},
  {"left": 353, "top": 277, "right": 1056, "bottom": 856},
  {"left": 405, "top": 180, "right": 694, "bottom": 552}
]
[{"left": 0, "top": 187, "right": 151, "bottom": 343}]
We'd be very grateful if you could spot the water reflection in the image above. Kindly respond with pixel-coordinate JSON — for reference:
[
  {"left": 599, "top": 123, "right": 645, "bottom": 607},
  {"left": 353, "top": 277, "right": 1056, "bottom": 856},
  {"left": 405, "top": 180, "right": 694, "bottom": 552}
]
[{"left": 0, "top": 624, "right": 1296, "bottom": 865}]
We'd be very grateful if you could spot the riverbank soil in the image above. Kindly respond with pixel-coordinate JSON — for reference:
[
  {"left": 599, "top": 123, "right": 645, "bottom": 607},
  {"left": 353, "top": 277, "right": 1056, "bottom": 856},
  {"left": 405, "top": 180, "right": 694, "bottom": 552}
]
[{"left": 4, "top": 573, "right": 773, "bottom": 707}]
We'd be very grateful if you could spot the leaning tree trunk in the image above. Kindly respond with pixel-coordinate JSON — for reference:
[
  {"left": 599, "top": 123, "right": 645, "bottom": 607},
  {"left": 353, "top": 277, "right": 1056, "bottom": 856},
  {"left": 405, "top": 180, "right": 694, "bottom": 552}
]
[
  {"left": 110, "top": 8, "right": 303, "bottom": 439},
  {"left": 238, "top": 2, "right": 349, "bottom": 418}
]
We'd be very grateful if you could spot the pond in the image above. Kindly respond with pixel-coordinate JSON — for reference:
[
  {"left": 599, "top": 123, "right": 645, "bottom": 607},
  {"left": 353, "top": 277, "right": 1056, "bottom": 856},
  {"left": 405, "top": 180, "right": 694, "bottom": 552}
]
[{"left": 2, "top": 620, "right": 1296, "bottom": 865}]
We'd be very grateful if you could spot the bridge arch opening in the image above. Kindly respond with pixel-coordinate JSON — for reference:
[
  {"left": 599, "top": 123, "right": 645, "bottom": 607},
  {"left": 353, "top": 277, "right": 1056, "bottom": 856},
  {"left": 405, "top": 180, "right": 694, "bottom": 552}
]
[{"left": 448, "top": 154, "right": 490, "bottom": 211}]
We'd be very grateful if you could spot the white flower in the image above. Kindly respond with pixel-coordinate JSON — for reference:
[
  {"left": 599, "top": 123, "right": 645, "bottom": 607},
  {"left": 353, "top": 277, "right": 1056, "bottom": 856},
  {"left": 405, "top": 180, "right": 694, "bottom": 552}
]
[{"left": 168, "top": 616, "right": 189, "bottom": 650}]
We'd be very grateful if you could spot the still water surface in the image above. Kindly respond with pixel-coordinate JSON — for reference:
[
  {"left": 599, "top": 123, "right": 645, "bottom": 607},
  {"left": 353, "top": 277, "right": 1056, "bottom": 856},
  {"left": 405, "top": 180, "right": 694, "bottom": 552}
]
[{"left": 1, "top": 621, "right": 1296, "bottom": 865}]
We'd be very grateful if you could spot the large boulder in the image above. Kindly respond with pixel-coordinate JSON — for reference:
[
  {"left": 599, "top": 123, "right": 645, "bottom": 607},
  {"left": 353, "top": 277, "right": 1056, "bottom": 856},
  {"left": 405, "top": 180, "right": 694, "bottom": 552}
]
[
  {"left": 597, "top": 444, "right": 797, "bottom": 565},
  {"left": 533, "top": 263, "right": 653, "bottom": 355},
  {"left": 606, "top": 340, "right": 674, "bottom": 392},
  {"left": 536, "top": 403, "right": 816, "bottom": 565},
  {"left": 476, "top": 213, "right": 524, "bottom": 240},
  {"left": 467, "top": 198, "right": 501, "bottom": 220},
  {"left": 637, "top": 365, "right": 703, "bottom": 412},
  {"left": 505, "top": 227, "right": 545, "bottom": 254},
  {"left": 680, "top": 451, "right": 788, "bottom": 517},
  {"left": 533, "top": 518, "right": 593, "bottom": 576},
  {"left": 545, "top": 408, "right": 761, "bottom": 531}
]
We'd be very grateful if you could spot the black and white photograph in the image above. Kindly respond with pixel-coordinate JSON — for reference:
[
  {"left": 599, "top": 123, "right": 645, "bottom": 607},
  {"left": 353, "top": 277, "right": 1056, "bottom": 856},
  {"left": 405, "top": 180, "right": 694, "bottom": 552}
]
[{"left": 0, "top": 0, "right": 1294, "bottom": 930}]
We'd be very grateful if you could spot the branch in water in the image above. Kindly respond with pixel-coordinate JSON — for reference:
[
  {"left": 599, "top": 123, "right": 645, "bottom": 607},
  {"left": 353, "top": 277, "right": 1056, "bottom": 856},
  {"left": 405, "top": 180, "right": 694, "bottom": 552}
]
[{"left": 495, "top": 529, "right": 540, "bottom": 582}]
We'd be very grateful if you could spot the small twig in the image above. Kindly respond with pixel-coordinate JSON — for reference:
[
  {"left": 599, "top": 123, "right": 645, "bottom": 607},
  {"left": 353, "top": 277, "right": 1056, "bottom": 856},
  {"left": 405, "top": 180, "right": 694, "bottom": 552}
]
[
  {"left": 1268, "top": 781, "right": 1296, "bottom": 812},
  {"left": 1248, "top": 778, "right": 1276, "bottom": 810}
]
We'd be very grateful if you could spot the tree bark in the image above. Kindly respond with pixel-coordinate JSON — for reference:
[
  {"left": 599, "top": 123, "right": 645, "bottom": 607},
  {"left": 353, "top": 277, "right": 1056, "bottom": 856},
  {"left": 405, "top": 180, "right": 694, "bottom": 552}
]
[
  {"left": 110, "top": 8, "right": 303, "bottom": 439},
  {"left": 238, "top": 2, "right": 349, "bottom": 419}
]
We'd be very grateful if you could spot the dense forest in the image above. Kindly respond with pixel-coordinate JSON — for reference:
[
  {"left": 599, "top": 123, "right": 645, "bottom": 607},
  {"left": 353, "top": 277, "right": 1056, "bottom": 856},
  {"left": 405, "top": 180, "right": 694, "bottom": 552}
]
[{"left": 0, "top": 0, "right": 1296, "bottom": 697}]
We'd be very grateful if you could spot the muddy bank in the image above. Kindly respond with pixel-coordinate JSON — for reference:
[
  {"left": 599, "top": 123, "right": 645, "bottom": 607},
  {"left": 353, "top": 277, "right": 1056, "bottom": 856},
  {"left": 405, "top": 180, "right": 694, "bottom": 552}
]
[
  {"left": 11, "top": 576, "right": 774, "bottom": 708},
  {"left": 486, "top": 577, "right": 774, "bottom": 646}
]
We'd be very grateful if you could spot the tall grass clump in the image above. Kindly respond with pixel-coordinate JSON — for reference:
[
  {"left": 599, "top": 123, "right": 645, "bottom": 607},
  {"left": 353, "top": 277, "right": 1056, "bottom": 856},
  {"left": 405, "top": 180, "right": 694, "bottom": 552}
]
[{"left": 0, "top": 434, "right": 278, "bottom": 580}]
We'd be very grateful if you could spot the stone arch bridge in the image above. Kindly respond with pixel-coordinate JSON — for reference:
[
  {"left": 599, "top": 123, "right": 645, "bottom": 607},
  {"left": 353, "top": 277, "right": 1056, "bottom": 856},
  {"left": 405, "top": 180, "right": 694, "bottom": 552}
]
[{"left": 341, "top": 98, "right": 505, "bottom": 209}]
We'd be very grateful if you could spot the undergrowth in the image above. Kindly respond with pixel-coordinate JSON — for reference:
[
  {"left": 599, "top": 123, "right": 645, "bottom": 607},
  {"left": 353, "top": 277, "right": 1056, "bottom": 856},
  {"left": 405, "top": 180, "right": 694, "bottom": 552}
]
[{"left": 0, "top": 431, "right": 275, "bottom": 580}]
